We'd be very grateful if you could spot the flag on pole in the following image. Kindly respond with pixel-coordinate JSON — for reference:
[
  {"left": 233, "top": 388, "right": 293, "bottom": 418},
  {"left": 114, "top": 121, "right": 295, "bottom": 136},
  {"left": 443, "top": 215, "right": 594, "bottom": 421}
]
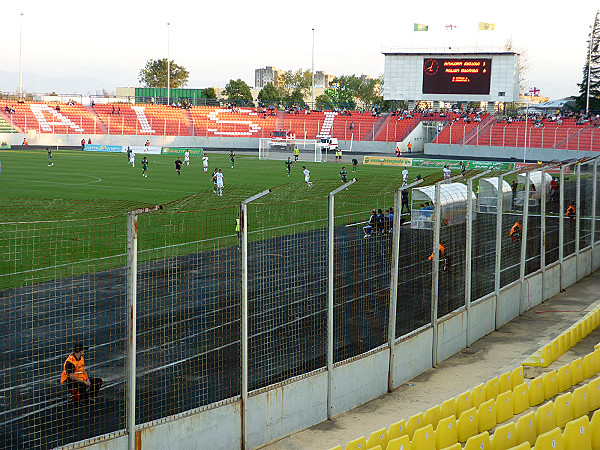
[
  {"left": 414, "top": 23, "right": 429, "bottom": 31},
  {"left": 445, "top": 24, "right": 458, "bottom": 30},
  {"left": 478, "top": 22, "right": 495, "bottom": 30}
]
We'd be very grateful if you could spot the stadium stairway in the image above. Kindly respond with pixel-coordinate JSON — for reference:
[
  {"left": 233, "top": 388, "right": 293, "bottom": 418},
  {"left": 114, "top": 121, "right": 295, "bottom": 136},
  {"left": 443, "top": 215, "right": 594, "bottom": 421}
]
[
  {"left": 258, "top": 270, "right": 600, "bottom": 450},
  {"left": 363, "top": 114, "right": 390, "bottom": 141},
  {"left": 0, "top": 112, "right": 20, "bottom": 133},
  {"left": 462, "top": 114, "right": 495, "bottom": 145},
  {"left": 84, "top": 105, "right": 108, "bottom": 134}
]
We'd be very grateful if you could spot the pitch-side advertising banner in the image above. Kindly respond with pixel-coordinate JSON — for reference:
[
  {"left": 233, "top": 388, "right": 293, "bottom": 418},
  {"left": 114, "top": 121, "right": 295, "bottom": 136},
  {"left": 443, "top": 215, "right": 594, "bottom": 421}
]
[
  {"left": 84, "top": 144, "right": 122, "bottom": 153},
  {"left": 128, "top": 146, "right": 162, "bottom": 155}
]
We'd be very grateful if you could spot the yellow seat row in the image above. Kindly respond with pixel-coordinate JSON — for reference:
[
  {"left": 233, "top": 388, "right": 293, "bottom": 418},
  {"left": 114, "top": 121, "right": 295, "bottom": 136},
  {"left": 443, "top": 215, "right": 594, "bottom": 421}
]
[{"left": 522, "top": 306, "right": 600, "bottom": 368}]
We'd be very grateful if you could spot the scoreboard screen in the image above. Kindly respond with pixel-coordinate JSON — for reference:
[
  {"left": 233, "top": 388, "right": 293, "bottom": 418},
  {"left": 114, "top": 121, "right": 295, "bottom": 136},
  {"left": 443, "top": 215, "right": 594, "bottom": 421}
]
[{"left": 422, "top": 58, "right": 492, "bottom": 95}]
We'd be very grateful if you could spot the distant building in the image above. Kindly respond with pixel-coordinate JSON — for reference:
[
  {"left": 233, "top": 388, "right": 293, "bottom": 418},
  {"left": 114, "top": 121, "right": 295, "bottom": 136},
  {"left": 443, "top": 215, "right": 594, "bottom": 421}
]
[
  {"left": 255, "top": 66, "right": 280, "bottom": 89},
  {"left": 314, "top": 71, "right": 334, "bottom": 89}
]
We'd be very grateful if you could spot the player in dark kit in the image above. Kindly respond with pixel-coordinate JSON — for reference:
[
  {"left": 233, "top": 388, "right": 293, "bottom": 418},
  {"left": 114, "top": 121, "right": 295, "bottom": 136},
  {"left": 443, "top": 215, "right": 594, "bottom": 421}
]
[
  {"left": 175, "top": 158, "right": 182, "bottom": 175},
  {"left": 339, "top": 167, "right": 347, "bottom": 183},
  {"left": 285, "top": 157, "right": 293, "bottom": 177},
  {"left": 212, "top": 169, "right": 218, "bottom": 193},
  {"left": 352, "top": 158, "right": 358, "bottom": 173},
  {"left": 47, "top": 148, "right": 53, "bottom": 166},
  {"left": 141, "top": 157, "right": 148, "bottom": 177},
  {"left": 229, "top": 151, "right": 236, "bottom": 169}
]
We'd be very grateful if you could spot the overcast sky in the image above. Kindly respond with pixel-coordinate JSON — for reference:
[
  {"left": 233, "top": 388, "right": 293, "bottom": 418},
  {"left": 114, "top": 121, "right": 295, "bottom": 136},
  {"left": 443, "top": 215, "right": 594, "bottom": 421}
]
[{"left": 2, "top": 1, "right": 597, "bottom": 100}]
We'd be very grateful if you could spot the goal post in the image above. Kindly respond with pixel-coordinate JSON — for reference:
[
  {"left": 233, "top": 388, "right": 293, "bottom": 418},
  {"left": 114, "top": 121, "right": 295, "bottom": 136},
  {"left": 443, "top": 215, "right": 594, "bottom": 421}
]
[{"left": 258, "top": 138, "right": 321, "bottom": 162}]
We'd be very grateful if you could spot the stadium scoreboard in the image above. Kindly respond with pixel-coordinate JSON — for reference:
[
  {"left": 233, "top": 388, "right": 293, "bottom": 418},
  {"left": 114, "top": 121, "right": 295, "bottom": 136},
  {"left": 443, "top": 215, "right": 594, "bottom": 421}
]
[
  {"left": 383, "top": 52, "right": 519, "bottom": 103},
  {"left": 422, "top": 58, "right": 492, "bottom": 95}
]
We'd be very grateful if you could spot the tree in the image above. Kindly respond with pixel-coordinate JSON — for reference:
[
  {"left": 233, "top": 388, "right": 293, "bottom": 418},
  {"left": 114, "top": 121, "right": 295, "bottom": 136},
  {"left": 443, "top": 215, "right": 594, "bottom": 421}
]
[
  {"left": 315, "top": 93, "right": 334, "bottom": 110},
  {"left": 223, "top": 79, "right": 254, "bottom": 106},
  {"left": 275, "top": 69, "right": 312, "bottom": 101},
  {"left": 576, "top": 10, "right": 600, "bottom": 111},
  {"left": 138, "top": 59, "right": 189, "bottom": 88},
  {"left": 504, "top": 39, "right": 529, "bottom": 94},
  {"left": 203, "top": 87, "right": 217, "bottom": 99},
  {"left": 257, "top": 82, "right": 281, "bottom": 107}
]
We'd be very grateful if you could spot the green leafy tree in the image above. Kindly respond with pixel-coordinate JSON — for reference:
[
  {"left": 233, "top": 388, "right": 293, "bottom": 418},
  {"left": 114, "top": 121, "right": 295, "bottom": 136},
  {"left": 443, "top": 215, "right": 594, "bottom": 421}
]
[
  {"left": 138, "top": 59, "right": 189, "bottom": 88},
  {"left": 223, "top": 79, "right": 254, "bottom": 106},
  {"left": 576, "top": 10, "right": 600, "bottom": 111},
  {"left": 203, "top": 87, "right": 217, "bottom": 99},
  {"left": 282, "top": 89, "right": 307, "bottom": 108},
  {"left": 315, "top": 93, "right": 334, "bottom": 110},
  {"left": 257, "top": 82, "right": 281, "bottom": 107},
  {"left": 275, "top": 69, "right": 312, "bottom": 101}
]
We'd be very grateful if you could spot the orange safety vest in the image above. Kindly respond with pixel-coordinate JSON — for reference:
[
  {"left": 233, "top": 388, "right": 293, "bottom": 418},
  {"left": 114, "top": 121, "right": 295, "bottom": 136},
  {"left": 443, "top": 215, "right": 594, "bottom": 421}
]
[
  {"left": 60, "top": 353, "right": 88, "bottom": 384},
  {"left": 510, "top": 222, "right": 521, "bottom": 236},
  {"left": 428, "top": 244, "right": 445, "bottom": 260},
  {"left": 566, "top": 205, "right": 576, "bottom": 216}
]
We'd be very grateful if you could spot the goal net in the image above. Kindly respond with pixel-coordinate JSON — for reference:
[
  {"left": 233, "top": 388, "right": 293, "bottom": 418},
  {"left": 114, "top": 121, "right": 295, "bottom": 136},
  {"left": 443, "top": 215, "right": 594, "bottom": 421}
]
[{"left": 258, "top": 138, "right": 321, "bottom": 162}]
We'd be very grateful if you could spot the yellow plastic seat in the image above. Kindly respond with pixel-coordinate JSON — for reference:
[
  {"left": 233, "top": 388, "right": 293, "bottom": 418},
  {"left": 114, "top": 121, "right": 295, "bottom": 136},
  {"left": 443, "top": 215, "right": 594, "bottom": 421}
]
[
  {"left": 439, "top": 444, "right": 461, "bottom": 450},
  {"left": 543, "top": 370, "right": 558, "bottom": 399},
  {"left": 472, "top": 383, "right": 486, "bottom": 409},
  {"left": 410, "top": 424, "right": 435, "bottom": 450},
  {"left": 558, "top": 364, "right": 572, "bottom": 393},
  {"left": 564, "top": 331, "right": 572, "bottom": 351},
  {"left": 562, "top": 415, "right": 591, "bottom": 450},
  {"left": 583, "top": 353, "right": 596, "bottom": 380},
  {"left": 572, "top": 325, "right": 581, "bottom": 344},
  {"left": 529, "top": 375, "right": 545, "bottom": 407},
  {"left": 457, "top": 407, "right": 478, "bottom": 443},
  {"left": 385, "top": 435, "right": 410, "bottom": 450},
  {"left": 490, "top": 421, "right": 516, "bottom": 450},
  {"left": 557, "top": 334, "right": 566, "bottom": 356},
  {"left": 406, "top": 412, "right": 424, "bottom": 440},
  {"left": 478, "top": 398, "right": 497, "bottom": 433},
  {"left": 464, "top": 431, "right": 491, "bottom": 450},
  {"left": 532, "top": 427, "right": 563, "bottom": 450},
  {"left": 328, "top": 446, "right": 343, "bottom": 450},
  {"left": 554, "top": 392, "right": 573, "bottom": 428},
  {"left": 345, "top": 436, "right": 366, "bottom": 450},
  {"left": 424, "top": 405, "right": 441, "bottom": 430},
  {"left": 486, "top": 377, "right": 500, "bottom": 401},
  {"left": 367, "top": 428, "right": 387, "bottom": 450},
  {"left": 516, "top": 411, "right": 537, "bottom": 446},
  {"left": 588, "top": 376, "right": 600, "bottom": 411},
  {"left": 550, "top": 339, "right": 559, "bottom": 363},
  {"left": 512, "top": 367, "right": 525, "bottom": 389},
  {"left": 522, "top": 345, "right": 552, "bottom": 368},
  {"left": 590, "top": 410, "right": 600, "bottom": 450},
  {"left": 509, "top": 443, "right": 531, "bottom": 450},
  {"left": 535, "top": 401, "right": 556, "bottom": 437},
  {"left": 441, "top": 398, "right": 457, "bottom": 419},
  {"left": 578, "top": 321, "right": 586, "bottom": 339},
  {"left": 456, "top": 391, "right": 472, "bottom": 417},
  {"left": 496, "top": 390, "right": 514, "bottom": 423},
  {"left": 434, "top": 415, "right": 458, "bottom": 450},
  {"left": 513, "top": 382, "right": 530, "bottom": 415},
  {"left": 499, "top": 371, "right": 512, "bottom": 393},
  {"left": 388, "top": 419, "right": 407, "bottom": 442},
  {"left": 594, "top": 348, "right": 600, "bottom": 374},
  {"left": 572, "top": 384, "right": 590, "bottom": 419},
  {"left": 571, "top": 358, "right": 584, "bottom": 386}
]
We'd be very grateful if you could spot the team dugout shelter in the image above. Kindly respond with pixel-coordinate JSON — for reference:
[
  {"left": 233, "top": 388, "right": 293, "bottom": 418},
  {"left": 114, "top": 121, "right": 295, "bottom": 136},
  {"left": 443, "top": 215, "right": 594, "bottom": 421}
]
[
  {"left": 382, "top": 51, "right": 520, "bottom": 112},
  {"left": 411, "top": 183, "right": 476, "bottom": 230}
]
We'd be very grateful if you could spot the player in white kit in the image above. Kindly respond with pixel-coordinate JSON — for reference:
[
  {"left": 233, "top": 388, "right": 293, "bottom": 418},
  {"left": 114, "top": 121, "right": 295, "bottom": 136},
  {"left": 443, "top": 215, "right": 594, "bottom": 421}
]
[
  {"left": 184, "top": 150, "right": 190, "bottom": 166},
  {"left": 202, "top": 154, "right": 209, "bottom": 173},
  {"left": 212, "top": 168, "right": 225, "bottom": 196},
  {"left": 302, "top": 166, "right": 313, "bottom": 187},
  {"left": 129, "top": 150, "right": 135, "bottom": 168}
]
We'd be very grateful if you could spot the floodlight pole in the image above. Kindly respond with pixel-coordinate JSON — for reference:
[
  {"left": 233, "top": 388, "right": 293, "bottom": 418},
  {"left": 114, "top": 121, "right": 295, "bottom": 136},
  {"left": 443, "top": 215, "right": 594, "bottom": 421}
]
[
  {"left": 311, "top": 28, "right": 315, "bottom": 110},
  {"left": 523, "top": 102, "right": 529, "bottom": 163},
  {"left": 586, "top": 30, "right": 593, "bottom": 115},
  {"left": 519, "top": 172, "right": 531, "bottom": 314},
  {"left": 19, "top": 12, "right": 24, "bottom": 100},
  {"left": 167, "top": 22, "right": 171, "bottom": 107},
  {"left": 126, "top": 212, "right": 137, "bottom": 450},
  {"left": 431, "top": 181, "right": 442, "bottom": 368}
]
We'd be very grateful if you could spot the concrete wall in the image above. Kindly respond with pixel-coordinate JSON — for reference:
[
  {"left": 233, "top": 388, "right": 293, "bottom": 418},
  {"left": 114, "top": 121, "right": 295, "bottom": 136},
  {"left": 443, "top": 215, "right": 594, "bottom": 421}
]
[
  {"left": 436, "top": 309, "right": 467, "bottom": 363},
  {"left": 391, "top": 327, "right": 434, "bottom": 388},
  {"left": 543, "top": 263, "right": 561, "bottom": 300},
  {"left": 562, "top": 255, "right": 578, "bottom": 289},
  {"left": 425, "top": 143, "right": 600, "bottom": 162},
  {"left": 467, "top": 295, "right": 496, "bottom": 346},
  {"left": 522, "top": 272, "right": 543, "bottom": 314},
  {"left": 577, "top": 248, "right": 592, "bottom": 280},
  {"left": 496, "top": 282, "right": 521, "bottom": 328}
]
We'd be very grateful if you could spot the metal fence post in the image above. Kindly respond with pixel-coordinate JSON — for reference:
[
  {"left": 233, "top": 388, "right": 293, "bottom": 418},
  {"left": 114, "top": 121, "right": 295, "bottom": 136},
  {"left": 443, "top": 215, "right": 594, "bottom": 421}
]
[
  {"left": 576, "top": 163, "right": 581, "bottom": 281},
  {"left": 592, "top": 160, "right": 598, "bottom": 265},
  {"left": 540, "top": 168, "right": 547, "bottom": 301},
  {"left": 494, "top": 174, "right": 505, "bottom": 330},
  {"left": 327, "top": 179, "right": 356, "bottom": 418},
  {"left": 519, "top": 172, "right": 530, "bottom": 314},
  {"left": 431, "top": 182, "right": 442, "bottom": 368},
  {"left": 559, "top": 165, "right": 565, "bottom": 290},
  {"left": 126, "top": 212, "right": 137, "bottom": 450},
  {"left": 240, "top": 189, "right": 271, "bottom": 449}
]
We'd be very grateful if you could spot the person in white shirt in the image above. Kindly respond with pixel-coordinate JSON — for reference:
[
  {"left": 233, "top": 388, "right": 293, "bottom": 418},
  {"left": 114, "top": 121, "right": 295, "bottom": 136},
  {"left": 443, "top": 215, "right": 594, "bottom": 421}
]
[
  {"left": 302, "top": 166, "right": 313, "bottom": 187},
  {"left": 402, "top": 167, "right": 409, "bottom": 183},
  {"left": 129, "top": 150, "right": 135, "bottom": 168},
  {"left": 202, "top": 154, "right": 209, "bottom": 173},
  {"left": 212, "top": 168, "right": 225, "bottom": 196},
  {"left": 443, "top": 165, "right": 451, "bottom": 180},
  {"left": 184, "top": 150, "right": 190, "bottom": 166}
]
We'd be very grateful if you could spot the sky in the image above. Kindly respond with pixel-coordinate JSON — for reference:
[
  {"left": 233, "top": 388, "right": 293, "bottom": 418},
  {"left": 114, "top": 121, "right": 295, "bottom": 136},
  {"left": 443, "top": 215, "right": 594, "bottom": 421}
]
[{"left": 1, "top": 1, "right": 597, "bottom": 100}]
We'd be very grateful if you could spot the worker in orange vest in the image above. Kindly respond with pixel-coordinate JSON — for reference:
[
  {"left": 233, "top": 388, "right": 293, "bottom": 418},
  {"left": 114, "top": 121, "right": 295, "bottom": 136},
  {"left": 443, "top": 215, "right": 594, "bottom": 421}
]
[
  {"left": 407, "top": 141, "right": 412, "bottom": 153},
  {"left": 60, "top": 343, "right": 102, "bottom": 401},
  {"left": 510, "top": 221, "right": 522, "bottom": 241},
  {"left": 566, "top": 202, "right": 576, "bottom": 222},
  {"left": 429, "top": 243, "right": 449, "bottom": 271}
]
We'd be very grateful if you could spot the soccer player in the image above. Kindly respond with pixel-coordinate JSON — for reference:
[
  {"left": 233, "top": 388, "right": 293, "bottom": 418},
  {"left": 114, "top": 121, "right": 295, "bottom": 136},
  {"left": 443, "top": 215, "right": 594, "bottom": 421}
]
[
  {"left": 47, "top": 148, "right": 53, "bottom": 166},
  {"left": 184, "top": 149, "right": 190, "bottom": 166},
  {"left": 302, "top": 166, "right": 313, "bottom": 187},
  {"left": 212, "top": 169, "right": 218, "bottom": 193},
  {"left": 352, "top": 158, "right": 358, "bottom": 173},
  {"left": 229, "top": 150, "right": 236, "bottom": 169},
  {"left": 285, "top": 157, "right": 293, "bottom": 177},
  {"left": 212, "top": 168, "right": 225, "bottom": 196},
  {"left": 126, "top": 146, "right": 131, "bottom": 163},
  {"left": 402, "top": 167, "right": 409, "bottom": 184},
  {"left": 443, "top": 165, "right": 451, "bottom": 180},
  {"left": 129, "top": 149, "right": 135, "bottom": 167},
  {"left": 339, "top": 166, "right": 347, "bottom": 183},
  {"left": 141, "top": 156, "right": 148, "bottom": 177},
  {"left": 202, "top": 154, "right": 209, "bottom": 173},
  {"left": 175, "top": 157, "right": 182, "bottom": 175}
]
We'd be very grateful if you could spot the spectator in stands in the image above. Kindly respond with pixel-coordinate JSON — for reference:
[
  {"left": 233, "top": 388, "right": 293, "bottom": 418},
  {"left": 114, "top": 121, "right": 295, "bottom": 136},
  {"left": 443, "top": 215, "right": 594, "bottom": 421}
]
[
  {"left": 55, "top": 105, "right": 61, "bottom": 111},
  {"left": 111, "top": 106, "right": 115, "bottom": 114},
  {"left": 349, "top": 122, "right": 354, "bottom": 130},
  {"left": 117, "top": 107, "right": 120, "bottom": 115},
  {"left": 363, "top": 210, "right": 378, "bottom": 238},
  {"left": 60, "top": 343, "right": 102, "bottom": 402}
]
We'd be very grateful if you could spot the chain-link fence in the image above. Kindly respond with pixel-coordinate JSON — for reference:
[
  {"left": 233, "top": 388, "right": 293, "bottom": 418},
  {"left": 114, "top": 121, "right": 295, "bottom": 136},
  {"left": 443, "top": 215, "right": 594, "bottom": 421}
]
[{"left": 1, "top": 158, "right": 598, "bottom": 449}]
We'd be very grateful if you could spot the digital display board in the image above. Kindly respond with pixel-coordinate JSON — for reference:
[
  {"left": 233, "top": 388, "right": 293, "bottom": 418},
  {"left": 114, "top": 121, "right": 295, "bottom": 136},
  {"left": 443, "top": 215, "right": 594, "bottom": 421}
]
[{"left": 422, "top": 58, "right": 492, "bottom": 95}]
